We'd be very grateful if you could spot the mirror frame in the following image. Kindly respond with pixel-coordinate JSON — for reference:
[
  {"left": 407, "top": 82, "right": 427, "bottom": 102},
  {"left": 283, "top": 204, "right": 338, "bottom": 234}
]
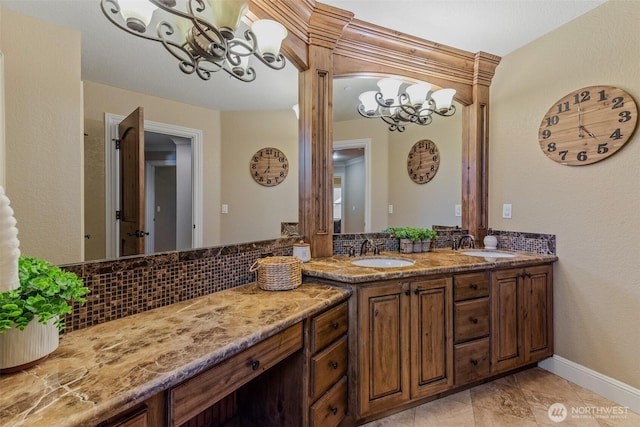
[{"left": 250, "top": 0, "right": 500, "bottom": 256}]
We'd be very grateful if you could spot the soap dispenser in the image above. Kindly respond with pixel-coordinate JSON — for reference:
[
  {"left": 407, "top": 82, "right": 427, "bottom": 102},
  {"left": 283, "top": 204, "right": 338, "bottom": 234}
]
[{"left": 483, "top": 228, "right": 497, "bottom": 250}]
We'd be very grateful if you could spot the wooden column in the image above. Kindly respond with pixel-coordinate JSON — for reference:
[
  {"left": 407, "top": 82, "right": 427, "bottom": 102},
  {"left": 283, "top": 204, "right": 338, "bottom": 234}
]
[
  {"left": 298, "top": 5, "right": 352, "bottom": 257},
  {"left": 462, "top": 52, "right": 500, "bottom": 241}
]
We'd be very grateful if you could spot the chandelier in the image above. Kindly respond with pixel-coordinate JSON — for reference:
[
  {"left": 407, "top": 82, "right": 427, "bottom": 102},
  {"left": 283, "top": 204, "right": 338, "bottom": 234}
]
[
  {"left": 357, "top": 78, "right": 456, "bottom": 132},
  {"left": 101, "top": 0, "right": 288, "bottom": 83}
]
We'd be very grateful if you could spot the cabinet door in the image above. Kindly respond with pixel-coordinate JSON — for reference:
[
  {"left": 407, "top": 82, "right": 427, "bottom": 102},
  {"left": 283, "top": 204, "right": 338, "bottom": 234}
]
[
  {"left": 523, "top": 264, "right": 553, "bottom": 362},
  {"left": 491, "top": 269, "right": 524, "bottom": 373},
  {"left": 410, "top": 278, "right": 453, "bottom": 399},
  {"left": 358, "top": 282, "right": 410, "bottom": 416}
]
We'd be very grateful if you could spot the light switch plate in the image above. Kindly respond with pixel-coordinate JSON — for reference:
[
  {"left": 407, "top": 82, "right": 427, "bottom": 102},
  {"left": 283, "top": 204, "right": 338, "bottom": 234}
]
[
  {"left": 502, "top": 203, "right": 512, "bottom": 219},
  {"left": 221, "top": 204, "right": 229, "bottom": 214},
  {"left": 455, "top": 204, "right": 462, "bottom": 217}
]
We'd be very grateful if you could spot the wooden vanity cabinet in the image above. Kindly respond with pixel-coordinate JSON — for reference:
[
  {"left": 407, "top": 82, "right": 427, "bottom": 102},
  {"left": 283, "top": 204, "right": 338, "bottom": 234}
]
[
  {"left": 491, "top": 264, "right": 553, "bottom": 373},
  {"left": 453, "top": 272, "right": 491, "bottom": 385},
  {"left": 307, "top": 302, "right": 349, "bottom": 427},
  {"left": 357, "top": 277, "right": 453, "bottom": 418}
]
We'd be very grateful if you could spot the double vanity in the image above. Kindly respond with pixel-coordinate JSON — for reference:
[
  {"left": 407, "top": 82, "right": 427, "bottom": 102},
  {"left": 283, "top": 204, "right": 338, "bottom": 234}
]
[{"left": 0, "top": 248, "right": 556, "bottom": 427}]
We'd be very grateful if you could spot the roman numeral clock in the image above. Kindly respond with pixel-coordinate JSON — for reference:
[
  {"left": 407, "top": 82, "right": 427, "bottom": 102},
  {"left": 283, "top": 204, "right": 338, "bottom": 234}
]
[{"left": 539, "top": 86, "right": 637, "bottom": 165}]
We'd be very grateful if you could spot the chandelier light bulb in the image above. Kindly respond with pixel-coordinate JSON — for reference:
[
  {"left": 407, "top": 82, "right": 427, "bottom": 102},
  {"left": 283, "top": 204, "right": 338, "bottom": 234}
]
[
  {"left": 359, "top": 91, "right": 379, "bottom": 115},
  {"left": 405, "top": 83, "right": 431, "bottom": 106},
  {"left": 376, "top": 78, "right": 402, "bottom": 105},
  {"left": 118, "top": 0, "right": 157, "bottom": 33},
  {"left": 207, "top": 0, "right": 248, "bottom": 39},
  {"left": 431, "top": 88, "right": 456, "bottom": 112},
  {"left": 251, "top": 20, "right": 288, "bottom": 63}
]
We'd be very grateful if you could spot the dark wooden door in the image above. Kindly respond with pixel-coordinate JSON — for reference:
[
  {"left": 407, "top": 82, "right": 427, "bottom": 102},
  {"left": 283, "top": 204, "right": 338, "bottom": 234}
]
[
  {"left": 410, "top": 278, "right": 453, "bottom": 399},
  {"left": 491, "top": 268, "right": 524, "bottom": 373},
  {"left": 118, "top": 107, "right": 145, "bottom": 257},
  {"left": 523, "top": 265, "right": 553, "bottom": 362},
  {"left": 358, "top": 282, "right": 410, "bottom": 416}
]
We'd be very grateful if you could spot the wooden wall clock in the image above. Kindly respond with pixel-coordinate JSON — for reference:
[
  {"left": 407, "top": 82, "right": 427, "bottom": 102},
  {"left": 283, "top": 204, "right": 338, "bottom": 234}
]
[
  {"left": 250, "top": 147, "right": 289, "bottom": 186},
  {"left": 407, "top": 139, "right": 439, "bottom": 184},
  {"left": 538, "top": 85, "right": 637, "bottom": 166}
]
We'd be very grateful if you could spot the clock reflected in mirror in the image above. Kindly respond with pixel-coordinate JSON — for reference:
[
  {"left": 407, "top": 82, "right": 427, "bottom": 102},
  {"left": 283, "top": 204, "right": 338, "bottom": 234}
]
[
  {"left": 250, "top": 147, "right": 289, "bottom": 186},
  {"left": 538, "top": 85, "right": 638, "bottom": 166},
  {"left": 407, "top": 139, "right": 440, "bottom": 184}
]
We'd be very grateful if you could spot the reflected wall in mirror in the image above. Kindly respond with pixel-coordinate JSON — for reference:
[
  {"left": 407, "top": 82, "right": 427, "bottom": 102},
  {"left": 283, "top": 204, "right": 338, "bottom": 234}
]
[
  {"left": 333, "top": 77, "right": 462, "bottom": 234},
  {"left": 0, "top": 6, "right": 299, "bottom": 265}
]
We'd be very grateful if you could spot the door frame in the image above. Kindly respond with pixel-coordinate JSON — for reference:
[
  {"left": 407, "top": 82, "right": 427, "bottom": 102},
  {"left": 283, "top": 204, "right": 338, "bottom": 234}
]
[
  {"left": 105, "top": 113, "right": 203, "bottom": 258},
  {"left": 333, "top": 138, "right": 371, "bottom": 232}
]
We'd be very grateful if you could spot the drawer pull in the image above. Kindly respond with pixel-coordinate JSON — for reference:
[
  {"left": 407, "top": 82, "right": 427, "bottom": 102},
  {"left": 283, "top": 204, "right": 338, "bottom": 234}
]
[
  {"left": 470, "top": 358, "right": 479, "bottom": 366},
  {"left": 470, "top": 283, "right": 478, "bottom": 290},
  {"left": 331, "top": 322, "right": 339, "bottom": 330},
  {"left": 330, "top": 361, "right": 339, "bottom": 370},
  {"left": 329, "top": 406, "right": 338, "bottom": 415},
  {"left": 250, "top": 360, "right": 260, "bottom": 371},
  {"left": 470, "top": 317, "right": 479, "bottom": 324}
]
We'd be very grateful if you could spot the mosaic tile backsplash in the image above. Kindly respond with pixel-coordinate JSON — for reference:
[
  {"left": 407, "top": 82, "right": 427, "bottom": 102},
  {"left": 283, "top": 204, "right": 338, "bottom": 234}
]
[
  {"left": 59, "top": 229, "right": 554, "bottom": 334},
  {"left": 60, "top": 238, "right": 297, "bottom": 334}
]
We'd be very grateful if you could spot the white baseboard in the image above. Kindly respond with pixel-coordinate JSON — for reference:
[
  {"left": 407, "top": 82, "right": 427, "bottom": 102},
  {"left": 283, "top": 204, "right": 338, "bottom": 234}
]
[{"left": 539, "top": 355, "right": 640, "bottom": 414}]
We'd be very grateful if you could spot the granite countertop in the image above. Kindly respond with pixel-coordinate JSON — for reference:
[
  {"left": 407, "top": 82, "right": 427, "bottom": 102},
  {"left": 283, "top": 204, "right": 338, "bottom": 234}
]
[
  {"left": 0, "top": 282, "right": 351, "bottom": 427},
  {"left": 303, "top": 249, "right": 558, "bottom": 283}
]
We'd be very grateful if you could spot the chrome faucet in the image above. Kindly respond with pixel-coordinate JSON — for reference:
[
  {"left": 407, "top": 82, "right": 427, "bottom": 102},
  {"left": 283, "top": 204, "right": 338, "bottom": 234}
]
[
  {"left": 455, "top": 234, "right": 475, "bottom": 250},
  {"left": 360, "top": 239, "right": 370, "bottom": 256}
]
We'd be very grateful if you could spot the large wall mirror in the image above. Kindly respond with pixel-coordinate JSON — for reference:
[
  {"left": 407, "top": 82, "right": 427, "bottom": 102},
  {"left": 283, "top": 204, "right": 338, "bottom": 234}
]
[
  {"left": 332, "top": 76, "right": 463, "bottom": 234},
  {"left": 0, "top": 1, "right": 299, "bottom": 264}
]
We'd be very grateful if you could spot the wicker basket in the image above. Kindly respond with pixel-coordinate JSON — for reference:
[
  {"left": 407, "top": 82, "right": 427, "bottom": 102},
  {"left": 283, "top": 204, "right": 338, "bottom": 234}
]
[{"left": 250, "top": 256, "right": 302, "bottom": 291}]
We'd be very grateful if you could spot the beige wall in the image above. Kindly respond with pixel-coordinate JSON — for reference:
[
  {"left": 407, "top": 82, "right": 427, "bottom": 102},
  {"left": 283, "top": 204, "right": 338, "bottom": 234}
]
[
  {"left": 1, "top": 9, "right": 83, "bottom": 265},
  {"left": 334, "top": 110, "right": 462, "bottom": 232},
  {"left": 220, "top": 110, "right": 298, "bottom": 244},
  {"left": 490, "top": 0, "right": 640, "bottom": 388},
  {"left": 83, "top": 81, "right": 222, "bottom": 257}
]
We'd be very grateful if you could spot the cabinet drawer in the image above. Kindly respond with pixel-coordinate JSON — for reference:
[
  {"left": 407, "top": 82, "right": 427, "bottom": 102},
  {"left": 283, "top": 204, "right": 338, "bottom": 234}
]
[
  {"left": 169, "top": 323, "right": 303, "bottom": 426},
  {"left": 310, "top": 336, "right": 348, "bottom": 400},
  {"left": 310, "top": 377, "right": 347, "bottom": 427},
  {"left": 310, "top": 302, "right": 348, "bottom": 353},
  {"left": 454, "top": 298, "right": 489, "bottom": 342},
  {"left": 454, "top": 338, "right": 490, "bottom": 385},
  {"left": 454, "top": 273, "right": 489, "bottom": 301}
]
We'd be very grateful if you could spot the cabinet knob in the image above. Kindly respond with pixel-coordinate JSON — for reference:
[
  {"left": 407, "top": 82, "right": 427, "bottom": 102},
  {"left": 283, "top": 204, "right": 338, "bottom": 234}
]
[
  {"left": 470, "top": 317, "right": 478, "bottom": 324},
  {"left": 470, "top": 283, "right": 478, "bottom": 290},
  {"left": 470, "top": 358, "right": 479, "bottom": 366},
  {"left": 414, "top": 288, "right": 420, "bottom": 295},
  {"left": 330, "top": 361, "right": 339, "bottom": 369},
  {"left": 331, "top": 322, "right": 339, "bottom": 330},
  {"left": 250, "top": 360, "right": 260, "bottom": 371},
  {"left": 405, "top": 290, "right": 411, "bottom": 296},
  {"left": 329, "top": 406, "right": 338, "bottom": 415}
]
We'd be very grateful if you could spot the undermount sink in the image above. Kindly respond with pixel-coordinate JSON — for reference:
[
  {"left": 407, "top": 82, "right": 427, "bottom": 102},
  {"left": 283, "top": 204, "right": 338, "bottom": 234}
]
[
  {"left": 351, "top": 257, "right": 416, "bottom": 268},
  {"left": 461, "top": 250, "right": 516, "bottom": 258}
]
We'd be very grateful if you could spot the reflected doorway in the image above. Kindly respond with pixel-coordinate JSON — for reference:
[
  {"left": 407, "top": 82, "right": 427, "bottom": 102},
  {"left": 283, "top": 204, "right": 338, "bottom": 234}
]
[
  {"left": 105, "top": 113, "right": 203, "bottom": 259},
  {"left": 333, "top": 138, "right": 371, "bottom": 233}
]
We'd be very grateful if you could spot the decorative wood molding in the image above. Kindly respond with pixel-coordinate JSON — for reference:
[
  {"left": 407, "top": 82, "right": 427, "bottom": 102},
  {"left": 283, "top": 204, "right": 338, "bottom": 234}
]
[{"left": 253, "top": 0, "right": 502, "bottom": 255}]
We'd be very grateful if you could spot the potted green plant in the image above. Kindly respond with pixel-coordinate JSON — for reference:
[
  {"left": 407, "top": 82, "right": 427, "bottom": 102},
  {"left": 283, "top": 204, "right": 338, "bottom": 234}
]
[
  {"left": 0, "top": 255, "right": 89, "bottom": 372},
  {"left": 384, "top": 227, "right": 414, "bottom": 253},
  {"left": 419, "top": 228, "right": 438, "bottom": 252}
]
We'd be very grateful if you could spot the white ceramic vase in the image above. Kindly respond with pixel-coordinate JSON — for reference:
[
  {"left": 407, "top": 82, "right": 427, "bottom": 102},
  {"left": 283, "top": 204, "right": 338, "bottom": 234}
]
[{"left": 0, "top": 318, "right": 59, "bottom": 372}]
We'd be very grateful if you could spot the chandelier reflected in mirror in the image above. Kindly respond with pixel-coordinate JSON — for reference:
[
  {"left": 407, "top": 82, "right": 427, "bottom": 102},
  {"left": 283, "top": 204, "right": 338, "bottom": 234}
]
[
  {"left": 101, "top": 0, "right": 288, "bottom": 83},
  {"left": 357, "top": 78, "right": 457, "bottom": 132}
]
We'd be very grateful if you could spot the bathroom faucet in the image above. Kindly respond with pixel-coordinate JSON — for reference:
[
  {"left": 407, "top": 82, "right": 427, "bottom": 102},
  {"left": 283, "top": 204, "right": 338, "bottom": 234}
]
[
  {"left": 360, "top": 239, "right": 370, "bottom": 256},
  {"left": 456, "top": 234, "right": 475, "bottom": 250}
]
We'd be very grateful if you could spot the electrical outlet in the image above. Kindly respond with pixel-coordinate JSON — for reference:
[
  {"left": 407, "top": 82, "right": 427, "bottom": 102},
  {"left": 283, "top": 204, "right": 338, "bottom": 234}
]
[
  {"left": 455, "top": 204, "right": 462, "bottom": 217},
  {"left": 502, "top": 203, "right": 512, "bottom": 219},
  {"left": 388, "top": 204, "right": 394, "bottom": 214}
]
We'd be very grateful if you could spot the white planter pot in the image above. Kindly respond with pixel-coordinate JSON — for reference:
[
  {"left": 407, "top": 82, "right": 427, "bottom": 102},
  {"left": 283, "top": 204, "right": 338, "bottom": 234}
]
[{"left": 0, "top": 317, "right": 59, "bottom": 372}]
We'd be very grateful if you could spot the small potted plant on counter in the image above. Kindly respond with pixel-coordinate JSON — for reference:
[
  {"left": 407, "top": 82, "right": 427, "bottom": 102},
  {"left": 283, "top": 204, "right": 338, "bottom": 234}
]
[
  {"left": 0, "top": 255, "right": 89, "bottom": 372},
  {"left": 384, "top": 227, "right": 413, "bottom": 253},
  {"left": 384, "top": 227, "right": 438, "bottom": 253},
  {"left": 419, "top": 228, "right": 438, "bottom": 252}
]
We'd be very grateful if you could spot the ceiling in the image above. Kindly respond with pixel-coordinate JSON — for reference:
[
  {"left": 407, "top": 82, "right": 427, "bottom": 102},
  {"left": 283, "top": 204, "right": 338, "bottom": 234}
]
[{"left": 0, "top": 0, "right": 606, "bottom": 120}]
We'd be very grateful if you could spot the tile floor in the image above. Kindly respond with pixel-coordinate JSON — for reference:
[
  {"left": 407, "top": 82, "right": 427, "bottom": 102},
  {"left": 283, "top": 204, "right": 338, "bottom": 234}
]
[{"left": 362, "top": 368, "right": 640, "bottom": 426}]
